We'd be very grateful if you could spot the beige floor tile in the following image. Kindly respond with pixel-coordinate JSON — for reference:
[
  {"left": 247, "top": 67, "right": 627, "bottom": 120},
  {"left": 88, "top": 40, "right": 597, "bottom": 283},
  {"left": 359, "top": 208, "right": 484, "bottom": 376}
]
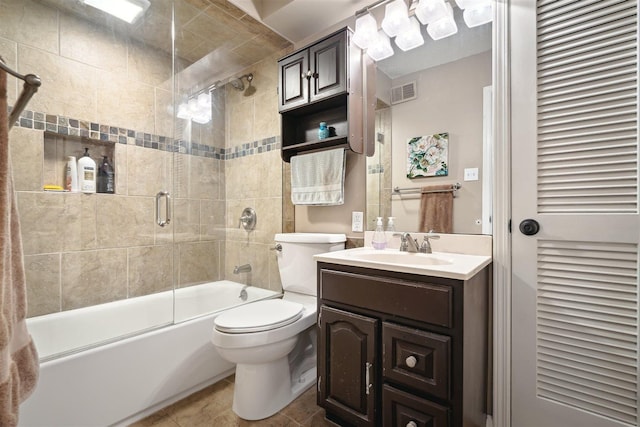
[
  {"left": 281, "top": 387, "right": 322, "bottom": 424},
  {"left": 129, "top": 409, "right": 179, "bottom": 427}
]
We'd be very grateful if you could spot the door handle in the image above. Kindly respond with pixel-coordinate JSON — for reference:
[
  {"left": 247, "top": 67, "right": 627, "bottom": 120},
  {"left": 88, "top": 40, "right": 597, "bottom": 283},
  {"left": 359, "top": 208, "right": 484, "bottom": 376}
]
[
  {"left": 156, "top": 191, "right": 171, "bottom": 227},
  {"left": 519, "top": 219, "right": 539, "bottom": 236},
  {"left": 365, "top": 362, "right": 373, "bottom": 395}
]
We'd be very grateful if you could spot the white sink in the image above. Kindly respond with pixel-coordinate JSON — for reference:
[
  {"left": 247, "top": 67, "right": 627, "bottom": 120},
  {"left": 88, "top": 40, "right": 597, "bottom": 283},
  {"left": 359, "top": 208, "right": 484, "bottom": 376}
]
[
  {"left": 314, "top": 247, "right": 492, "bottom": 280},
  {"left": 343, "top": 249, "right": 453, "bottom": 266}
]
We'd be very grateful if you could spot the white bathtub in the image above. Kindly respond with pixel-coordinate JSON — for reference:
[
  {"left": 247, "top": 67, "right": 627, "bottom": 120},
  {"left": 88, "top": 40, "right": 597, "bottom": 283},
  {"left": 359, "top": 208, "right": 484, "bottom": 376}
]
[{"left": 20, "top": 281, "right": 280, "bottom": 427}]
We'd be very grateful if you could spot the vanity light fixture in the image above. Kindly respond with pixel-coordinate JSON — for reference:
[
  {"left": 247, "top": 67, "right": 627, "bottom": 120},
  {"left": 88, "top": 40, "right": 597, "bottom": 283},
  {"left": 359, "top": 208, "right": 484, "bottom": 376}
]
[
  {"left": 83, "top": 0, "right": 150, "bottom": 24},
  {"left": 352, "top": 0, "right": 492, "bottom": 61},
  {"left": 455, "top": 0, "right": 493, "bottom": 27}
]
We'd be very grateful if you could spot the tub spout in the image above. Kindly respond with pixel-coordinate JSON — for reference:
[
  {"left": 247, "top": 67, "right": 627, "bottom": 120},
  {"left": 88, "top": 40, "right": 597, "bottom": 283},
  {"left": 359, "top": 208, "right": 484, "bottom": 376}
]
[{"left": 233, "top": 264, "right": 252, "bottom": 274}]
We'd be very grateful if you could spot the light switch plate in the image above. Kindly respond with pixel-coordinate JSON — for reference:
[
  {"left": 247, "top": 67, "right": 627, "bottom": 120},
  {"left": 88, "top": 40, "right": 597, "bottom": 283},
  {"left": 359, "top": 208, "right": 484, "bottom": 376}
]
[
  {"left": 464, "top": 167, "right": 479, "bottom": 181},
  {"left": 352, "top": 211, "right": 363, "bottom": 232}
]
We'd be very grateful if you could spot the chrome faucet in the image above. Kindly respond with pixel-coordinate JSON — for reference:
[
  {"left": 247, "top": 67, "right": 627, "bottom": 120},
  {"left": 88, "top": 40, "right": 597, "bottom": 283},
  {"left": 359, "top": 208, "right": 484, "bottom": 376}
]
[
  {"left": 419, "top": 232, "right": 440, "bottom": 254},
  {"left": 399, "top": 232, "right": 420, "bottom": 253},
  {"left": 233, "top": 263, "right": 252, "bottom": 274}
]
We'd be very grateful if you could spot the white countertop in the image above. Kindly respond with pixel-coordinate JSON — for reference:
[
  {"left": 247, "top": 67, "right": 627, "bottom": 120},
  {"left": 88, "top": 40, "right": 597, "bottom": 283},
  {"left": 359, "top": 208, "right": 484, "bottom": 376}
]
[{"left": 315, "top": 247, "right": 492, "bottom": 280}]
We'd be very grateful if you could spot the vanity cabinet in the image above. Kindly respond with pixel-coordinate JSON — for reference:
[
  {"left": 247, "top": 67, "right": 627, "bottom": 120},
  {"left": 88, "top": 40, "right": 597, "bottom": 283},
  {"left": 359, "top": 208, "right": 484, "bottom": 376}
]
[
  {"left": 317, "top": 263, "right": 490, "bottom": 427},
  {"left": 277, "top": 27, "right": 375, "bottom": 162}
]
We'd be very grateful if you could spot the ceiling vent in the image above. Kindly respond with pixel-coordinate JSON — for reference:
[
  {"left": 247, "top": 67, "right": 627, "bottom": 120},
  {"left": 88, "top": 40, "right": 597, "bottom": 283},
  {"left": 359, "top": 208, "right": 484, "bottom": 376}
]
[{"left": 391, "top": 81, "right": 417, "bottom": 105}]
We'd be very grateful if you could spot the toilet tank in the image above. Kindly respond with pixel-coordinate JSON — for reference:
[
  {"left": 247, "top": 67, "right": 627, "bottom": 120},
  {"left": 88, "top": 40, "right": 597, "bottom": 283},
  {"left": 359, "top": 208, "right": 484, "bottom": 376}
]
[{"left": 275, "top": 233, "right": 346, "bottom": 296}]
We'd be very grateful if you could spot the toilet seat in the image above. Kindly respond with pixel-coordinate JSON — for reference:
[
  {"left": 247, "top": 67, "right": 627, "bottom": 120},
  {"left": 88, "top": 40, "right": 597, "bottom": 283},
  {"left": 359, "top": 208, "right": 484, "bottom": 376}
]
[{"left": 214, "top": 299, "right": 304, "bottom": 333}]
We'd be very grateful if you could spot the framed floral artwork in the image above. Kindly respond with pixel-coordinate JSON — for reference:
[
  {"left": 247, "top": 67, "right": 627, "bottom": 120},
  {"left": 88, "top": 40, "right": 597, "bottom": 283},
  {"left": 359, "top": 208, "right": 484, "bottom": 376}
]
[{"left": 406, "top": 132, "right": 449, "bottom": 178}]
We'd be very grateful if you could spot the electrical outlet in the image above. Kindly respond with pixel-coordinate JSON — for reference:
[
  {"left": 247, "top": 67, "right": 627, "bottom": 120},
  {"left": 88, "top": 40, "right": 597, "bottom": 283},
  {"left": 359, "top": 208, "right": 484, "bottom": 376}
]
[
  {"left": 464, "top": 167, "right": 479, "bottom": 181},
  {"left": 352, "top": 211, "right": 364, "bottom": 232}
]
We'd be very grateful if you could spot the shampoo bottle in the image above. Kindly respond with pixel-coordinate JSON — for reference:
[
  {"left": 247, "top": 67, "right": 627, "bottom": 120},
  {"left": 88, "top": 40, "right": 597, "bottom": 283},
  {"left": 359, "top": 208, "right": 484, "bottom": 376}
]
[
  {"left": 372, "top": 217, "right": 387, "bottom": 250},
  {"left": 65, "top": 156, "right": 78, "bottom": 192},
  {"left": 77, "top": 148, "right": 96, "bottom": 193},
  {"left": 97, "top": 156, "right": 115, "bottom": 194}
]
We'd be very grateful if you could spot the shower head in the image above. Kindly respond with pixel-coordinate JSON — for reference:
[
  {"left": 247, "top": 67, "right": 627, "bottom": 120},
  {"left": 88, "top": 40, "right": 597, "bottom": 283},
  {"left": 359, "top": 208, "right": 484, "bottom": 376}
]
[{"left": 230, "top": 73, "right": 254, "bottom": 93}]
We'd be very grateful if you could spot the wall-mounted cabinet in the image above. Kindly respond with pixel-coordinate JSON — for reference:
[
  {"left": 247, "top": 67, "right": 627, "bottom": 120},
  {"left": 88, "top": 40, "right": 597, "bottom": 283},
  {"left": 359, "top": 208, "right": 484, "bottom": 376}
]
[{"left": 278, "top": 28, "right": 375, "bottom": 162}]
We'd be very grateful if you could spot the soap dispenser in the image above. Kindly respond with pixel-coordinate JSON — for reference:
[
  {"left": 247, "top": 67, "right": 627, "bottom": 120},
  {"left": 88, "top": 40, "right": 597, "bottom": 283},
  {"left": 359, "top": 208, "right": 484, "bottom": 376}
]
[
  {"left": 372, "top": 217, "right": 387, "bottom": 250},
  {"left": 77, "top": 148, "right": 96, "bottom": 194},
  {"left": 386, "top": 217, "right": 396, "bottom": 244}
]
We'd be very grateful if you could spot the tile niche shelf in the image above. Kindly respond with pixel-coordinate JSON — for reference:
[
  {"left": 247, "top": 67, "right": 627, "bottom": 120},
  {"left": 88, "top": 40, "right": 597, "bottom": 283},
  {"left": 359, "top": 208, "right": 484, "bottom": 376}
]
[{"left": 43, "top": 132, "right": 116, "bottom": 194}]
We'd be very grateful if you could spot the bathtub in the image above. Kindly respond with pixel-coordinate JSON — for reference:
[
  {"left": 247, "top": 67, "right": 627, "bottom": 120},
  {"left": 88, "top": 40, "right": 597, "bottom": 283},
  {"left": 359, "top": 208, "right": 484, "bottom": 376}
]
[{"left": 20, "top": 281, "right": 280, "bottom": 427}]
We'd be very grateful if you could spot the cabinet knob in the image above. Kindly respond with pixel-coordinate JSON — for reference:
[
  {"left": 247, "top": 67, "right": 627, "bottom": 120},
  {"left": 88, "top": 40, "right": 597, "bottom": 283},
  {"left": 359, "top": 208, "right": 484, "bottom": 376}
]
[
  {"left": 301, "top": 70, "right": 314, "bottom": 80},
  {"left": 405, "top": 355, "right": 417, "bottom": 368},
  {"left": 406, "top": 421, "right": 418, "bottom": 427}
]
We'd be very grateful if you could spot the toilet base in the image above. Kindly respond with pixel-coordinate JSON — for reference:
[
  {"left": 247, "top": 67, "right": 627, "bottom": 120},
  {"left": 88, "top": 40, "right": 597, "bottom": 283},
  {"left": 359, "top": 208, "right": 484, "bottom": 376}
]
[{"left": 232, "top": 360, "right": 316, "bottom": 420}]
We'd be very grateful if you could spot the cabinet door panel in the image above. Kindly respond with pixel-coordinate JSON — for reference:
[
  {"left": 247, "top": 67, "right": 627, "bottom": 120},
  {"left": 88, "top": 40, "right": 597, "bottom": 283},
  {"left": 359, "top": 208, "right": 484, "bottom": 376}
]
[
  {"left": 309, "top": 31, "right": 346, "bottom": 103},
  {"left": 383, "top": 322, "right": 451, "bottom": 400},
  {"left": 278, "top": 50, "right": 308, "bottom": 112},
  {"left": 383, "top": 384, "right": 449, "bottom": 427},
  {"left": 319, "top": 305, "right": 377, "bottom": 426}
]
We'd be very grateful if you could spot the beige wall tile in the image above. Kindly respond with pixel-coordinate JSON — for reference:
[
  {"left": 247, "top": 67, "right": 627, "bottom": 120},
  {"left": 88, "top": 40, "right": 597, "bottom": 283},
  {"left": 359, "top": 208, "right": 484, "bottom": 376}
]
[
  {"left": 114, "top": 144, "right": 128, "bottom": 196},
  {"left": 24, "top": 254, "right": 60, "bottom": 317},
  {"left": 253, "top": 92, "right": 279, "bottom": 141},
  {"left": 0, "top": 0, "right": 59, "bottom": 55},
  {"left": 9, "top": 128, "right": 43, "bottom": 191},
  {"left": 96, "top": 195, "right": 155, "bottom": 248},
  {"left": 188, "top": 156, "right": 221, "bottom": 199},
  {"left": 128, "top": 245, "right": 173, "bottom": 297},
  {"left": 61, "top": 249, "right": 127, "bottom": 310},
  {"left": 252, "top": 197, "right": 282, "bottom": 245},
  {"left": 174, "top": 198, "right": 201, "bottom": 242},
  {"left": 97, "top": 71, "right": 155, "bottom": 133},
  {"left": 172, "top": 153, "right": 191, "bottom": 199},
  {"left": 128, "top": 41, "right": 173, "bottom": 88},
  {"left": 18, "top": 45, "right": 99, "bottom": 121},
  {"left": 178, "top": 241, "right": 221, "bottom": 286},
  {"left": 155, "top": 87, "right": 174, "bottom": 138},
  {"left": 126, "top": 145, "right": 172, "bottom": 197},
  {"left": 59, "top": 14, "right": 127, "bottom": 74},
  {"left": 17, "top": 192, "right": 96, "bottom": 255},
  {"left": 227, "top": 99, "right": 253, "bottom": 147},
  {"left": 200, "top": 199, "right": 226, "bottom": 241}
]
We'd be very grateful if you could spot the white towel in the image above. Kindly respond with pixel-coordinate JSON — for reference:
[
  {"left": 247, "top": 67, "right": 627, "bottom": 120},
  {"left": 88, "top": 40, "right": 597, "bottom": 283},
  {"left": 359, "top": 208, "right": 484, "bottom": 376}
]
[{"left": 290, "top": 148, "right": 346, "bottom": 206}]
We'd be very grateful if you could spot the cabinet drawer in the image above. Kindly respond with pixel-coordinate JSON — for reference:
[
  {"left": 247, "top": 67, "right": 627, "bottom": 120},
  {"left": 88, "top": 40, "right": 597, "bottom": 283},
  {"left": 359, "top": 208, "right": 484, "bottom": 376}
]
[
  {"left": 320, "top": 269, "right": 452, "bottom": 327},
  {"left": 382, "top": 322, "right": 450, "bottom": 400},
  {"left": 383, "top": 384, "right": 449, "bottom": 427}
]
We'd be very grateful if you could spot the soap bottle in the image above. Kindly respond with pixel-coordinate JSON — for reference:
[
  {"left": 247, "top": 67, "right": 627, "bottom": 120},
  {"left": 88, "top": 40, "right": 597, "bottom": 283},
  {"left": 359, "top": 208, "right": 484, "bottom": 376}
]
[
  {"left": 318, "top": 122, "right": 329, "bottom": 140},
  {"left": 372, "top": 217, "right": 387, "bottom": 250},
  {"left": 65, "top": 156, "right": 78, "bottom": 192},
  {"left": 386, "top": 217, "right": 396, "bottom": 245},
  {"left": 77, "top": 148, "right": 96, "bottom": 194},
  {"left": 97, "top": 156, "right": 115, "bottom": 194}
]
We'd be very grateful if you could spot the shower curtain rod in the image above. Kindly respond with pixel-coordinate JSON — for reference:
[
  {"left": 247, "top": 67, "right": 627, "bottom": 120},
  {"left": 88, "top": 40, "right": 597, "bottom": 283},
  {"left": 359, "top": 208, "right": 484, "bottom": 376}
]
[{"left": 0, "top": 55, "right": 41, "bottom": 130}]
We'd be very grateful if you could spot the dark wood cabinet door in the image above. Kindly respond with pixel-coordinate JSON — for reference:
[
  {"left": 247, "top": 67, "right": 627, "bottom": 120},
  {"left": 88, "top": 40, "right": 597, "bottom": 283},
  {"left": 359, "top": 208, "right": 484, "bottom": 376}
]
[
  {"left": 319, "top": 305, "right": 378, "bottom": 426},
  {"left": 278, "top": 49, "right": 309, "bottom": 112},
  {"left": 309, "top": 31, "right": 346, "bottom": 104}
]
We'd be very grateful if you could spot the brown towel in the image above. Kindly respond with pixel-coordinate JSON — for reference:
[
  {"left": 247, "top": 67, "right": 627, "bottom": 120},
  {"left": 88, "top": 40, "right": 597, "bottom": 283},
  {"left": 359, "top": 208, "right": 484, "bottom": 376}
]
[
  {"left": 418, "top": 185, "right": 453, "bottom": 233},
  {"left": 0, "top": 69, "right": 39, "bottom": 426}
]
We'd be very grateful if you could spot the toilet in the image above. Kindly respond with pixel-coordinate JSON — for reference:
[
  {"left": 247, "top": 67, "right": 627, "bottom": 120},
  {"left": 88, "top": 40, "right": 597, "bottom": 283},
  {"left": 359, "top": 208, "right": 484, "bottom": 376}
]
[{"left": 211, "top": 232, "right": 346, "bottom": 420}]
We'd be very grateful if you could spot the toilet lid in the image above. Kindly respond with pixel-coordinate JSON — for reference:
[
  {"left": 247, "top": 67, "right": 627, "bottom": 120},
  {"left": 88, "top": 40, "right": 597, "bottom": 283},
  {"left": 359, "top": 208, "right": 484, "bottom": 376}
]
[{"left": 214, "top": 299, "right": 304, "bottom": 333}]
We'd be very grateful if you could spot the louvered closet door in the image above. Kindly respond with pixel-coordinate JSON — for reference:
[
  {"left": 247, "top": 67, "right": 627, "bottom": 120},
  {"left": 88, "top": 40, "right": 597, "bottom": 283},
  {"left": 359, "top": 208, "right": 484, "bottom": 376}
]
[{"left": 511, "top": 1, "right": 640, "bottom": 426}]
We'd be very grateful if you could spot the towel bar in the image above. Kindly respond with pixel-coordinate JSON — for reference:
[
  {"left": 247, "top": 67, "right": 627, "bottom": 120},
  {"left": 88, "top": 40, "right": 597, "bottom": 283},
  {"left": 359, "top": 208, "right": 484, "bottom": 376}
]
[{"left": 393, "top": 182, "right": 462, "bottom": 197}]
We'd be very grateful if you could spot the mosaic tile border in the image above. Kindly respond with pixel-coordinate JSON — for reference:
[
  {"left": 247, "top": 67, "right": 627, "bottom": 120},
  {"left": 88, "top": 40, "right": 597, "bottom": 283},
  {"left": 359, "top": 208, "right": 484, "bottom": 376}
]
[{"left": 10, "top": 108, "right": 281, "bottom": 161}]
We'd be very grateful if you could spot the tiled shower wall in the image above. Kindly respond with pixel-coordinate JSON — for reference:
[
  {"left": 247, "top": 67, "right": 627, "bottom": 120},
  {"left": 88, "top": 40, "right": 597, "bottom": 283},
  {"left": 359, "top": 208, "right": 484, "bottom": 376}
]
[{"left": 4, "top": 0, "right": 291, "bottom": 317}]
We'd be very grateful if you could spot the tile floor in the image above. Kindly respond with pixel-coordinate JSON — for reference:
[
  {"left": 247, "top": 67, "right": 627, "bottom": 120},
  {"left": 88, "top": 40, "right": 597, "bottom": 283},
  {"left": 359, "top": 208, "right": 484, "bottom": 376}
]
[{"left": 130, "top": 375, "right": 337, "bottom": 427}]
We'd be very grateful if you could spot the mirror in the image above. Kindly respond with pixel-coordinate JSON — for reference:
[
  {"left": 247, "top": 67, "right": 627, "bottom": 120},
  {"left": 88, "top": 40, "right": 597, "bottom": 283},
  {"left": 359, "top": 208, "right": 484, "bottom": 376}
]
[{"left": 366, "top": 9, "right": 492, "bottom": 234}]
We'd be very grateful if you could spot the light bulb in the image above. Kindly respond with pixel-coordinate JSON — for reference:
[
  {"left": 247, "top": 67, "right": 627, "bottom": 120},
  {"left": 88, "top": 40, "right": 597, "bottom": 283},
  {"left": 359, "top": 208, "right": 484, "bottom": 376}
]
[
  {"left": 381, "top": 0, "right": 410, "bottom": 37},
  {"left": 395, "top": 17, "right": 424, "bottom": 51},
  {"left": 415, "top": 0, "right": 449, "bottom": 25},
  {"left": 353, "top": 13, "right": 378, "bottom": 49},
  {"left": 426, "top": 3, "right": 458, "bottom": 40},
  {"left": 463, "top": 2, "right": 493, "bottom": 27},
  {"left": 177, "top": 103, "right": 190, "bottom": 120},
  {"left": 367, "top": 30, "right": 394, "bottom": 61}
]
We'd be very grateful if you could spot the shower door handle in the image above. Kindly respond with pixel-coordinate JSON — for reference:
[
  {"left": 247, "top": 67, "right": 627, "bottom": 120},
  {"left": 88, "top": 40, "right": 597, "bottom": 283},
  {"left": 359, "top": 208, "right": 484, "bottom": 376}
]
[{"left": 156, "top": 191, "right": 171, "bottom": 227}]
